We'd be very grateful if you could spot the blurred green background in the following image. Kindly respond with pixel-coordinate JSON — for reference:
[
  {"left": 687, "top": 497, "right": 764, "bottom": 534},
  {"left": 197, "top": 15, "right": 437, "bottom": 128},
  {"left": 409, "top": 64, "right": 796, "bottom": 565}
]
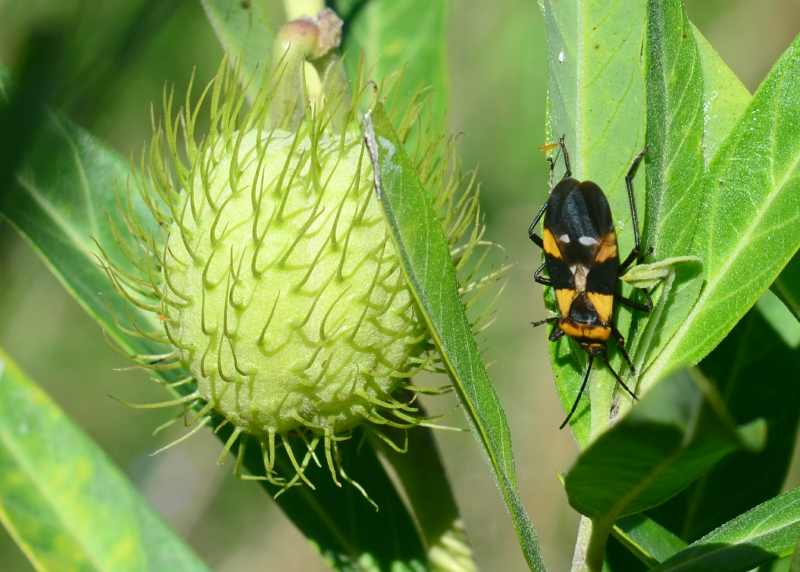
[{"left": 1, "top": 1, "right": 798, "bottom": 570}]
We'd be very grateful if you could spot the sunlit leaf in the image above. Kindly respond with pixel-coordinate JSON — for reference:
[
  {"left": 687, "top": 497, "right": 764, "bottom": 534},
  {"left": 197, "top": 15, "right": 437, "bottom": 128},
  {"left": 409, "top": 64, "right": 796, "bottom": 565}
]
[
  {"left": 655, "top": 487, "right": 800, "bottom": 571},
  {"left": 613, "top": 515, "right": 686, "bottom": 567},
  {"left": 540, "top": 0, "right": 647, "bottom": 445},
  {"left": 692, "top": 26, "right": 750, "bottom": 163},
  {"left": 0, "top": 349, "right": 209, "bottom": 572},
  {"left": 642, "top": 33, "right": 800, "bottom": 385},
  {"left": 364, "top": 103, "right": 545, "bottom": 571}
]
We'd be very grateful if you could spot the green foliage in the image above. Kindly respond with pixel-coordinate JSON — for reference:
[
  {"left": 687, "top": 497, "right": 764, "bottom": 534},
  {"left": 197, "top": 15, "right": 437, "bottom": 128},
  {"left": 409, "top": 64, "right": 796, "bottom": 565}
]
[
  {"left": 199, "top": 0, "right": 275, "bottom": 99},
  {"left": 364, "top": 104, "right": 544, "bottom": 571},
  {"left": 650, "top": 308, "right": 800, "bottom": 541},
  {"left": 540, "top": 0, "right": 647, "bottom": 445},
  {"left": 333, "top": 0, "right": 448, "bottom": 129},
  {"left": 542, "top": 0, "right": 800, "bottom": 569},
  {"left": 612, "top": 515, "right": 686, "bottom": 567},
  {"left": 1, "top": 1, "right": 799, "bottom": 571},
  {"left": 565, "top": 373, "right": 764, "bottom": 523},
  {"left": 644, "top": 29, "right": 800, "bottom": 383},
  {"left": 654, "top": 487, "right": 800, "bottom": 571},
  {"left": 0, "top": 349, "right": 209, "bottom": 572},
  {"left": 773, "top": 253, "right": 800, "bottom": 320}
]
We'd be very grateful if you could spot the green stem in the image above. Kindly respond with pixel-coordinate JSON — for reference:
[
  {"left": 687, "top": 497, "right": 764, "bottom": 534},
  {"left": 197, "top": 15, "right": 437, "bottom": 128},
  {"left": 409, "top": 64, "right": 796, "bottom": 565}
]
[
  {"left": 284, "top": 0, "right": 325, "bottom": 20},
  {"left": 586, "top": 518, "right": 613, "bottom": 572},
  {"left": 570, "top": 516, "right": 592, "bottom": 572}
]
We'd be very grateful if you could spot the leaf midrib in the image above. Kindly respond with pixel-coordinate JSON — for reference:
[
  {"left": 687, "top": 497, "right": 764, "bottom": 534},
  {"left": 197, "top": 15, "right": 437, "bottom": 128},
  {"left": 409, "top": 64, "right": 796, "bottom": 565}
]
[
  {"left": 663, "top": 495, "right": 800, "bottom": 571},
  {"left": 643, "top": 127, "right": 800, "bottom": 384}
]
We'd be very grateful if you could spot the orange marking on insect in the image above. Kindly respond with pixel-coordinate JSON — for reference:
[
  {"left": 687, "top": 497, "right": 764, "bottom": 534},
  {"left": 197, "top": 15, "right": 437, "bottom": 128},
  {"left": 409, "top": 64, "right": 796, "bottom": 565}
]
[
  {"left": 543, "top": 228, "right": 562, "bottom": 259},
  {"left": 587, "top": 292, "right": 614, "bottom": 324},
  {"left": 559, "top": 321, "right": 611, "bottom": 342},
  {"left": 555, "top": 288, "right": 575, "bottom": 318},
  {"left": 595, "top": 232, "right": 618, "bottom": 263}
]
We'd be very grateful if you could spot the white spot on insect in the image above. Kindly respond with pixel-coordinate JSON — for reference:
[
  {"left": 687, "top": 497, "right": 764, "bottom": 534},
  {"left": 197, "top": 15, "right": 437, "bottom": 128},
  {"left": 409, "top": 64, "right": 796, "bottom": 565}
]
[
  {"left": 558, "top": 233, "right": 571, "bottom": 244},
  {"left": 578, "top": 236, "right": 599, "bottom": 246},
  {"left": 558, "top": 50, "right": 566, "bottom": 63}
]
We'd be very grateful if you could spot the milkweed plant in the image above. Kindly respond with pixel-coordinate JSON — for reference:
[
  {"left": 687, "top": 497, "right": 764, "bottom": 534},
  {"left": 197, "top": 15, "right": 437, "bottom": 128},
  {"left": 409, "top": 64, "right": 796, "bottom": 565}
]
[{"left": 0, "top": 2, "right": 799, "bottom": 572}]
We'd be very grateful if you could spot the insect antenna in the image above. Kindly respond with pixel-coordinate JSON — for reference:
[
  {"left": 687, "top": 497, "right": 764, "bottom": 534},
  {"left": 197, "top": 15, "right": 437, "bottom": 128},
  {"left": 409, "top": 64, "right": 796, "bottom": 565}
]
[
  {"left": 601, "top": 354, "right": 637, "bottom": 401},
  {"left": 560, "top": 354, "right": 594, "bottom": 429}
]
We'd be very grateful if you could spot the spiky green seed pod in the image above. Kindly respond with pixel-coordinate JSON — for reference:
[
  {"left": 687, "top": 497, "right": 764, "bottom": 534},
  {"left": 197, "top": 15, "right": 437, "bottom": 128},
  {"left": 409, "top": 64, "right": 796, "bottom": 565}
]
[{"left": 105, "top": 13, "right": 499, "bottom": 495}]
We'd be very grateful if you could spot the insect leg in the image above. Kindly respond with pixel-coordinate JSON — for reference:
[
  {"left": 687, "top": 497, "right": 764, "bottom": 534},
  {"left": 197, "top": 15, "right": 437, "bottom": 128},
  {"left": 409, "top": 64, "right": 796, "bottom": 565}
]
[
  {"left": 527, "top": 201, "right": 548, "bottom": 247},
  {"left": 548, "top": 327, "right": 566, "bottom": 342},
  {"left": 533, "top": 263, "right": 551, "bottom": 286},
  {"left": 611, "top": 325, "right": 636, "bottom": 375},
  {"left": 556, "top": 134, "right": 572, "bottom": 178},
  {"left": 560, "top": 354, "right": 593, "bottom": 429},
  {"left": 601, "top": 353, "right": 637, "bottom": 401},
  {"left": 615, "top": 292, "right": 652, "bottom": 313},
  {"left": 620, "top": 149, "right": 646, "bottom": 271}
]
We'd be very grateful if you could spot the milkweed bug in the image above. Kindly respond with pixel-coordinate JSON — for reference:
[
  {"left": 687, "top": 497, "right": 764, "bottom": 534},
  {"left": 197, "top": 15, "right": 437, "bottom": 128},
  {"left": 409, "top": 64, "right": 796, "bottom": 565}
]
[{"left": 528, "top": 136, "right": 651, "bottom": 429}]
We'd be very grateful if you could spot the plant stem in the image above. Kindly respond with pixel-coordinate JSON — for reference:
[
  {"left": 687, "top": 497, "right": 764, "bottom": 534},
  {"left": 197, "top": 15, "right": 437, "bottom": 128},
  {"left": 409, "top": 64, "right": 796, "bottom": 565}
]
[
  {"left": 284, "top": 0, "right": 325, "bottom": 20},
  {"left": 585, "top": 518, "right": 613, "bottom": 572},
  {"left": 569, "top": 516, "right": 593, "bottom": 572}
]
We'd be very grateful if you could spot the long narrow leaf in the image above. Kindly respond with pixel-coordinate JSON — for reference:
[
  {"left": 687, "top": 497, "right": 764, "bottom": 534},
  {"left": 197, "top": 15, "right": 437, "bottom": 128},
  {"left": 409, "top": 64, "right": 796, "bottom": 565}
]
[
  {"left": 642, "top": 33, "right": 800, "bottom": 384},
  {"left": 773, "top": 253, "right": 800, "bottom": 321},
  {"left": 364, "top": 104, "right": 545, "bottom": 572},
  {"left": 691, "top": 27, "right": 750, "bottom": 162},
  {"left": 655, "top": 487, "right": 800, "bottom": 571},
  {"left": 199, "top": 0, "right": 275, "bottom": 99},
  {"left": 0, "top": 349, "right": 209, "bottom": 572},
  {"left": 628, "top": 0, "right": 706, "bottom": 393},
  {"left": 613, "top": 515, "right": 686, "bottom": 567},
  {"left": 540, "top": 0, "right": 647, "bottom": 444}
]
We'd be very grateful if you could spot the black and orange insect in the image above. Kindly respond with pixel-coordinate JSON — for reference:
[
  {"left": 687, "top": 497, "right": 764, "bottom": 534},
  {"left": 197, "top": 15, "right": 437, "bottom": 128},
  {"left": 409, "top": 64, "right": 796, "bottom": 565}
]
[{"left": 528, "top": 136, "right": 651, "bottom": 429}]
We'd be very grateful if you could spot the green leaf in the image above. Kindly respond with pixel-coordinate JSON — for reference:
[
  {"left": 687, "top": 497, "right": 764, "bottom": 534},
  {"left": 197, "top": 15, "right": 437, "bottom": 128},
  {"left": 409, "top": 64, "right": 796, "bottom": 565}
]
[
  {"left": 648, "top": 307, "right": 800, "bottom": 542},
  {"left": 199, "top": 0, "right": 275, "bottom": 98},
  {"left": 0, "top": 112, "right": 428, "bottom": 572},
  {"left": 620, "top": 0, "right": 707, "bottom": 395},
  {"left": 642, "top": 33, "right": 800, "bottom": 385},
  {"left": 336, "top": 0, "right": 448, "bottom": 131},
  {"left": 643, "top": 0, "right": 704, "bottom": 260},
  {"left": 540, "top": 0, "right": 647, "bottom": 444},
  {"left": 369, "top": 420, "right": 477, "bottom": 571},
  {"left": 363, "top": 103, "right": 545, "bottom": 572},
  {"left": 772, "top": 252, "right": 800, "bottom": 321},
  {"left": 565, "top": 371, "right": 765, "bottom": 524},
  {"left": 692, "top": 25, "right": 750, "bottom": 163},
  {"left": 654, "top": 487, "right": 800, "bottom": 572},
  {"left": 757, "top": 289, "right": 800, "bottom": 348},
  {"left": 692, "top": 20, "right": 800, "bottom": 331},
  {"left": 613, "top": 515, "right": 686, "bottom": 567},
  {"left": 0, "top": 348, "right": 209, "bottom": 572}
]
